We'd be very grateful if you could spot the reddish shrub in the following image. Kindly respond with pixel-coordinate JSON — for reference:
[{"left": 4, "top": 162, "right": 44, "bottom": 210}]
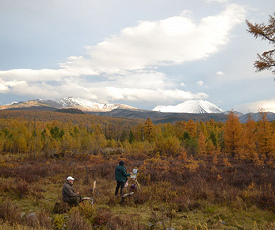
[{"left": 14, "top": 179, "right": 29, "bottom": 197}]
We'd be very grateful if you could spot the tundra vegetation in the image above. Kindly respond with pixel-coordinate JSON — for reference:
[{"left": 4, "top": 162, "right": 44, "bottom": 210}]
[{"left": 0, "top": 110, "right": 274, "bottom": 229}]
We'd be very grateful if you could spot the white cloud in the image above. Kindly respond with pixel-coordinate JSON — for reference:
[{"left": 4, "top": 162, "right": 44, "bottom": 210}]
[
  {"left": 197, "top": 80, "right": 204, "bottom": 86},
  {"left": 180, "top": 82, "right": 185, "bottom": 87},
  {"left": 205, "top": 0, "right": 229, "bottom": 3},
  {"left": 234, "top": 98, "right": 275, "bottom": 113},
  {"left": 217, "top": 71, "right": 225, "bottom": 76},
  {"left": 89, "top": 71, "right": 208, "bottom": 103},
  {"left": 0, "top": 80, "right": 9, "bottom": 92},
  {"left": 9, "top": 81, "right": 61, "bottom": 98},
  {"left": 0, "top": 69, "right": 76, "bottom": 82},
  {"left": 111, "top": 71, "right": 171, "bottom": 89},
  {"left": 75, "top": 4, "right": 245, "bottom": 74},
  {"left": 0, "top": 3, "right": 245, "bottom": 80},
  {"left": 0, "top": 79, "right": 28, "bottom": 93}
]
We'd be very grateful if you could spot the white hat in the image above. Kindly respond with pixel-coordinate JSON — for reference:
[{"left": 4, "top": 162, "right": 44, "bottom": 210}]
[{"left": 66, "top": 176, "right": 75, "bottom": 181}]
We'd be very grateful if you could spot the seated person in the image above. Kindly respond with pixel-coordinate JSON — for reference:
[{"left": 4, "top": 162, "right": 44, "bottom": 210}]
[{"left": 62, "top": 176, "right": 81, "bottom": 207}]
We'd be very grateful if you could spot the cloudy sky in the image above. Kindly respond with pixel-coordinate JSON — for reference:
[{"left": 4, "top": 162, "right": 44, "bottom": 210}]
[{"left": 0, "top": 0, "right": 274, "bottom": 113}]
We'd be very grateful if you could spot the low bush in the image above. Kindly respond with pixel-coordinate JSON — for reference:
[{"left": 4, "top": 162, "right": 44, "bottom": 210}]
[
  {"left": 91, "top": 205, "right": 113, "bottom": 228},
  {"left": 25, "top": 210, "right": 52, "bottom": 229},
  {"left": 67, "top": 210, "right": 92, "bottom": 230},
  {"left": 0, "top": 199, "right": 21, "bottom": 224}
]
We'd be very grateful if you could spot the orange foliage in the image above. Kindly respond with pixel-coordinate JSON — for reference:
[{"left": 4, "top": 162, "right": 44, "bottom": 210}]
[{"left": 0, "top": 109, "right": 274, "bottom": 164}]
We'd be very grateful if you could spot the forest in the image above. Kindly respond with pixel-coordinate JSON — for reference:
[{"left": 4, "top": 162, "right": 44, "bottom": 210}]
[{"left": 0, "top": 110, "right": 274, "bottom": 229}]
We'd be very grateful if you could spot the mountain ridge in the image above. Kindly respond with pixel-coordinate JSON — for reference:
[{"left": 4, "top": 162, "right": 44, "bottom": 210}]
[{"left": 1, "top": 97, "right": 138, "bottom": 112}]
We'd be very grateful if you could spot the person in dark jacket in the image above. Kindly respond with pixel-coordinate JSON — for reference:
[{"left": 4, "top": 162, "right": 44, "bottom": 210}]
[
  {"left": 115, "top": 161, "right": 131, "bottom": 196},
  {"left": 62, "top": 176, "right": 81, "bottom": 206}
]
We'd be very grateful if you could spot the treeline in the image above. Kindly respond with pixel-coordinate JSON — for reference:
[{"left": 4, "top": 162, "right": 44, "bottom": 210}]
[{"left": 0, "top": 110, "right": 274, "bottom": 163}]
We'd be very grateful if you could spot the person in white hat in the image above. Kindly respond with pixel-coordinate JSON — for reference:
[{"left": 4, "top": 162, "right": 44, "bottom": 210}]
[{"left": 62, "top": 176, "right": 81, "bottom": 206}]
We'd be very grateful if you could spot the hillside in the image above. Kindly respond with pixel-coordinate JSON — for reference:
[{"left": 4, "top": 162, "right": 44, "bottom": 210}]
[{"left": 0, "top": 109, "right": 143, "bottom": 127}]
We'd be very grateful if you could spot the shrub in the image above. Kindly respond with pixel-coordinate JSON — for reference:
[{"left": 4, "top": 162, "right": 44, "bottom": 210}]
[
  {"left": 78, "top": 201, "right": 95, "bottom": 219},
  {"left": 0, "top": 199, "right": 21, "bottom": 224},
  {"left": 241, "top": 183, "right": 275, "bottom": 211},
  {"left": 53, "top": 201, "right": 70, "bottom": 214},
  {"left": 0, "top": 178, "right": 15, "bottom": 193},
  {"left": 53, "top": 214, "right": 66, "bottom": 230},
  {"left": 25, "top": 210, "right": 52, "bottom": 229},
  {"left": 91, "top": 205, "right": 112, "bottom": 228},
  {"left": 133, "top": 191, "right": 148, "bottom": 205},
  {"left": 14, "top": 179, "right": 29, "bottom": 197},
  {"left": 28, "top": 183, "right": 45, "bottom": 199},
  {"left": 67, "top": 210, "right": 92, "bottom": 230}
]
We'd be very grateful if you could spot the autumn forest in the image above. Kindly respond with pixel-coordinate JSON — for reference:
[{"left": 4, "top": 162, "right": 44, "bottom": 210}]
[{"left": 0, "top": 110, "right": 274, "bottom": 161}]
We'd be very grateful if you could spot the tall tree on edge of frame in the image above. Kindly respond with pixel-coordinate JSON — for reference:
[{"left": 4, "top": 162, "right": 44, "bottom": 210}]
[{"left": 246, "top": 13, "right": 275, "bottom": 74}]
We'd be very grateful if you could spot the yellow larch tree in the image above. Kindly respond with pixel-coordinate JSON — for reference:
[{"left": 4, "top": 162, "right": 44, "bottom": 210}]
[
  {"left": 256, "top": 111, "right": 275, "bottom": 160},
  {"left": 243, "top": 114, "right": 257, "bottom": 160},
  {"left": 186, "top": 119, "right": 198, "bottom": 138},
  {"left": 224, "top": 111, "right": 244, "bottom": 158},
  {"left": 144, "top": 118, "right": 155, "bottom": 142},
  {"left": 198, "top": 132, "right": 207, "bottom": 156}
]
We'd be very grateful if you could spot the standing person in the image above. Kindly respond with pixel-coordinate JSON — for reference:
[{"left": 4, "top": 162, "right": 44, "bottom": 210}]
[
  {"left": 115, "top": 161, "right": 131, "bottom": 196},
  {"left": 62, "top": 176, "right": 82, "bottom": 207}
]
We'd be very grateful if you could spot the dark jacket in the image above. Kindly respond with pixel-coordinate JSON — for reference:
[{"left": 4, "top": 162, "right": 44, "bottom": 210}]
[
  {"left": 62, "top": 182, "right": 78, "bottom": 202},
  {"left": 115, "top": 164, "right": 131, "bottom": 182}
]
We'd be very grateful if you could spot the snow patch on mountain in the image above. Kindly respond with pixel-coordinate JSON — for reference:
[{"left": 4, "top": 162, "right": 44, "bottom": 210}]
[
  {"left": 153, "top": 100, "right": 223, "bottom": 113},
  {"left": 38, "top": 97, "right": 137, "bottom": 112}
]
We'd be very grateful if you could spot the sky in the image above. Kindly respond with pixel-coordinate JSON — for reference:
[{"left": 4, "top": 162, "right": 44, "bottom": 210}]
[{"left": 0, "top": 0, "right": 274, "bottom": 113}]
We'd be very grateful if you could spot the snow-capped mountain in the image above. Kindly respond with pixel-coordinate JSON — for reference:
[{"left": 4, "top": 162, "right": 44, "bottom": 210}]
[
  {"left": 1, "top": 97, "right": 138, "bottom": 112},
  {"left": 152, "top": 100, "right": 223, "bottom": 113},
  {"left": 38, "top": 97, "right": 137, "bottom": 112}
]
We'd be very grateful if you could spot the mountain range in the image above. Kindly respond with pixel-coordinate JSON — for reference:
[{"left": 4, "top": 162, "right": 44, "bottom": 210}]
[
  {"left": 1, "top": 97, "right": 222, "bottom": 113},
  {"left": 0, "top": 97, "right": 275, "bottom": 123},
  {"left": 1, "top": 97, "right": 136, "bottom": 112}
]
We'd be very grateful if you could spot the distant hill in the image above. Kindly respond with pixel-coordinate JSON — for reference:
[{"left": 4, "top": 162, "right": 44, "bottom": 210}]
[
  {"left": 0, "top": 110, "right": 142, "bottom": 127},
  {"left": 238, "top": 112, "right": 275, "bottom": 123}
]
